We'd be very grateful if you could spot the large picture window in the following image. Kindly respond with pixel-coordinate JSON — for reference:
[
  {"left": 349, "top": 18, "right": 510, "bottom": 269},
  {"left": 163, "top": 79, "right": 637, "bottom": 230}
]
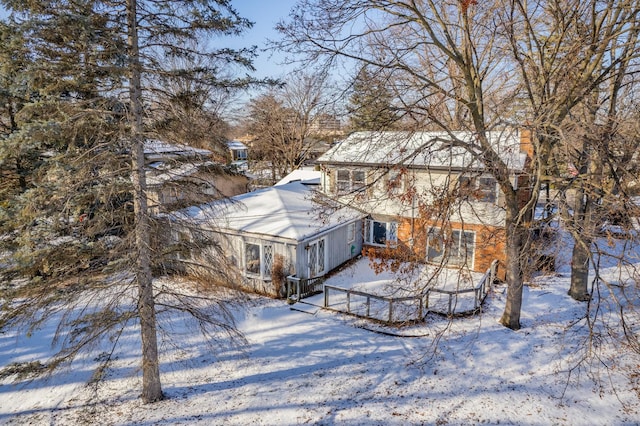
[
  {"left": 426, "top": 228, "right": 475, "bottom": 267},
  {"left": 364, "top": 219, "right": 398, "bottom": 246},
  {"left": 245, "top": 243, "right": 261, "bottom": 274},
  {"left": 245, "top": 242, "right": 274, "bottom": 277}
]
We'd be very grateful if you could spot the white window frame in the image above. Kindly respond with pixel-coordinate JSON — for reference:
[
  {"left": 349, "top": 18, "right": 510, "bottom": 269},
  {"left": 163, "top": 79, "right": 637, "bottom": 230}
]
[
  {"left": 387, "top": 168, "right": 405, "bottom": 195},
  {"left": 352, "top": 170, "right": 366, "bottom": 191},
  {"left": 307, "top": 238, "right": 327, "bottom": 278},
  {"left": 244, "top": 242, "right": 274, "bottom": 279},
  {"left": 364, "top": 219, "right": 398, "bottom": 247},
  {"left": 459, "top": 175, "right": 497, "bottom": 203},
  {"left": 426, "top": 227, "right": 475, "bottom": 268},
  {"left": 335, "top": 169, "right": 366, "bottom": 193},
  {"left": 336, "top": 169, "right": 351, "bottom": 192},
  {"left": 347, "top": 222, "right": 356, "bottom": 243}
]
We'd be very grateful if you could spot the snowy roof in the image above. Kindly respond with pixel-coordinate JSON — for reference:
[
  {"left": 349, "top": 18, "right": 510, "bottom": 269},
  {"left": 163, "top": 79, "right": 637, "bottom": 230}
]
[
  {"left": 317, "top": 131, "right": 528, "bottom": 172},
  {"left": 146, "top": 161, "right": 214, "bottom": 186},
  {"left": 227, "top": 140, "right": 248, "bottom": 150},
  {"left": 144, "top": 140, "right": 212, "bottom": 158},
  {"left": 275, "top": 169, "right": 322, "bottom": 186},
  {"left": 176, "top": 182, "right": 365, "bottom": 241}
]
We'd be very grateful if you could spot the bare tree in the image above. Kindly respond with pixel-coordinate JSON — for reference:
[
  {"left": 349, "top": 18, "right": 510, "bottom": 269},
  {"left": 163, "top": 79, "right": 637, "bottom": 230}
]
[
  {"left": 501, "top": 0, "right": 640, "bottom": 301},
  {"left": 276, "top": 0, "right": 640, "bottom": 329},
  {"left": 243, "top": 70, "right": 333, "bottom": 182},
  {"left": 149, "top": 47, "right": 246, "bottom": 156}
]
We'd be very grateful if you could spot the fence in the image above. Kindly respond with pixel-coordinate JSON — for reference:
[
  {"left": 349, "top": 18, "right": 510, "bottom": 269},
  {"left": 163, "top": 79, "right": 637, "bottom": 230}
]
[
  {"left": 323, "top": 286, "right": 426, "bottom": 323},
  {"left": 321, "top": 260, "right": 499, "bottom": 323},
  {"left": 425, "top": 259, "right": 498, "bottom": 316},
  {"left": 286, "top": 275, "right": 325, "bottom": 301}
]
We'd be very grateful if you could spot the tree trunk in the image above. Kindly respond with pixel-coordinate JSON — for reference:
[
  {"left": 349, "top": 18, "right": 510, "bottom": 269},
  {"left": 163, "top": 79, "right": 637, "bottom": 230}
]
[
  {"left": 127, "top": 0, "right": 163, "bottom": 403},
  {"left": 569, "top": 236, "right": 591, "bottom": 301},
  {"left": 499, "top": 218, "right": 525, "bottom": 330},
  {"left": 568, "top": 187, "right": 592, "bottom": 301}
]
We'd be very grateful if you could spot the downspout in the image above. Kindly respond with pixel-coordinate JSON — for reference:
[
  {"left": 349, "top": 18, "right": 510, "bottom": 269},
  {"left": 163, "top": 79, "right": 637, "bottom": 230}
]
[{"left": 410, "top": 169, "right": 416, "bottom": 249}]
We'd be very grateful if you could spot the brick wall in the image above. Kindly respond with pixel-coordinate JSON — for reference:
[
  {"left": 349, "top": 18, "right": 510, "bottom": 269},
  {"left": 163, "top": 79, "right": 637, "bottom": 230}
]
[{"left": 394, "top": 218, "right": 507, "bottom": 280}]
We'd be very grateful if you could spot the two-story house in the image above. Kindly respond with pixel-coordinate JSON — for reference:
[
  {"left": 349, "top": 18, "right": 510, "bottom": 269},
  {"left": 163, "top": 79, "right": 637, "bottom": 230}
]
[{"left": 316, "top": 130, "right": 532, "bottom": 279}]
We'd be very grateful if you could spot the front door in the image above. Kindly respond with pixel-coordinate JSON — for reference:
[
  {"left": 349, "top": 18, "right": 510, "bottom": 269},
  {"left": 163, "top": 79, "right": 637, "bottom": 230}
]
[{"left": 307, "top": 238, "right": 326, "bottom": 278}]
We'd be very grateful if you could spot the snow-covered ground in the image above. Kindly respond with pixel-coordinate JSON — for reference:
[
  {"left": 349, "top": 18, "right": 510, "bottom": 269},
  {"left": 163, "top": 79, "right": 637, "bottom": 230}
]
[
  {"left": 1, "top": 248, "right": 640, "bottom": 424},
  {"left": 317, "top": 258, "right": 488, "bottom": 320}
]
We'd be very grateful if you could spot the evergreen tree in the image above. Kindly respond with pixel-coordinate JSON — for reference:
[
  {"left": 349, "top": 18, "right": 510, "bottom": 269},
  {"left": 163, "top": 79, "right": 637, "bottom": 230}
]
[
  {"left": 347, "top": 65, "right": 400, "bottom": 131},
  {"left": 0, "top": 0, "right": 256, "bottom": 403}
]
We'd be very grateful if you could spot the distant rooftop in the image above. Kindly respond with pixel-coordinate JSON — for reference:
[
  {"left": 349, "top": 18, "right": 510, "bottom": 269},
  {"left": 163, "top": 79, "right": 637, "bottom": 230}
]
[
  {"left": 275, "top": 168, "right": 322, "bottom": 186},
  {"left": 144, "top": 140, "right": 212, "bottom": 158},
  {"left": 227, "top": 140, "right": 248, "bottom": 150}
]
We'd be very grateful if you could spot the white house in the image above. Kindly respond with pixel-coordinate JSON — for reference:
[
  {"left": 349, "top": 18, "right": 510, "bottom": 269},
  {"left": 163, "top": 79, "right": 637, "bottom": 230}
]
[{"left": 171, "top": 181, "right": 366, "bottom": 296}]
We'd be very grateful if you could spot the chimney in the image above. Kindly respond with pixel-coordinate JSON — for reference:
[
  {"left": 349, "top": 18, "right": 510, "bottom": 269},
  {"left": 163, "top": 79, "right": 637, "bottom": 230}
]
[{"left": 519, "top": 129, "right": 534, "bottom": 159}]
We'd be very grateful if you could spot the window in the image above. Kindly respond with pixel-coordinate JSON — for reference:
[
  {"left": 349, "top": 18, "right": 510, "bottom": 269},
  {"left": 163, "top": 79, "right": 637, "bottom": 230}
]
[
  {"left": 387, "top": 169, "right": 405, "bottom": 194},
  {"left": 173, "top": 230, "right": 192, "bottom": 261},
  {"left": 347, "top": 222, "right": 356, "bottom": 243},
  {"left": 426, "top": 228, "right": 445, "bottom": 263},
  {"left": 245, "top": 242, "right": 274, "bottom": 277},
  {"left": 263, "top": 244, "right": 274, "bottom": 277},
  {"left": 352, "top": 171, "right": 366, "bottom": 190},
  {"left": 308, "top": 238, "right": 326, "bottom": 277},
  {"left": 337, "top": 169, "right": 350, "bottom": 192},
  {"left": 426, "top": 228, "right": 475, "bottom": 267},
  {"left": 245, "top": 243, "right": 261, "bottom": 274},
  {"left": 459, "top": 175, "right": 497, "bottom": 203},
  {"left": 364, "top": 219, "right": 398, "bottom": 246},
  {"left": 336, "top": 169, "right": 366, "bottom": 193},
  {"left": 477, "top": 177, "right": 497, "bottom": 203}
]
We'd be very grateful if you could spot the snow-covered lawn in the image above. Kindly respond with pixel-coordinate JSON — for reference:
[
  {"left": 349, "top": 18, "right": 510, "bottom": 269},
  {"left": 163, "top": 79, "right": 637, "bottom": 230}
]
[{"left": 1, "top": 256, "right": 640, "bottom": 424}]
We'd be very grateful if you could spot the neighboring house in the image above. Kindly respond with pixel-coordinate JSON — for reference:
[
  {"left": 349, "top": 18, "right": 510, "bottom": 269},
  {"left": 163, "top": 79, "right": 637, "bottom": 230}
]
[
  {"left": 302, "top": 138, "right": 334, "bottom": 164},
  {"left": 316, "top": 130, "right": 532, "bottom": 279},
  {"left": 227, "top": 140, "right": 248, "bottom": 161},
  {"left": 227, "top": 140, "right": 249, "bottom": 172},
  {"left": 171, "top": 181, "right": 366, "bottom": 297},
  {"left": 145, "top": 140, "right": 248, "bottom": 215},
  {"left": 309, "top": 114, "right": 342, "bottom": 136}
]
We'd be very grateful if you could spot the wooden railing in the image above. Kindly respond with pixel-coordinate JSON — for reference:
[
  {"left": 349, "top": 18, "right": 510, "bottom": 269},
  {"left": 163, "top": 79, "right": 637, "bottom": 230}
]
[
  {"left": 320, "top": 260, "right": 499, "bottom": 323},
  {"left": 323, "top": 286, "right": 426, "bottom": 323},
  {"left": 286, "top": 275, "right": 325, "bottom": 301},
  {"left": 425, "top": 259, "right": 498, "bottom": 316}
]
